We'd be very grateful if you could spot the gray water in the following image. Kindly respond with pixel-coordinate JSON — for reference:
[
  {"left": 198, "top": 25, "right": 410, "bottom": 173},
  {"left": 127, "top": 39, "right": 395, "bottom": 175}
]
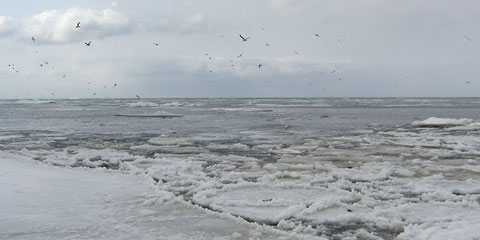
[{"left": 2, "top": 98, "right": 480, "bottom": 137}]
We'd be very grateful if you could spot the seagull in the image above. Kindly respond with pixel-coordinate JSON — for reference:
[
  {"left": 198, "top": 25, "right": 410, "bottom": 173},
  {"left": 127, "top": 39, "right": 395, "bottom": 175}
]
[
  {"left": 258, "top": 64, "right": 263, "bottom": 68},
  {"left": 31, "top": 36, "right": 35, "bottom": 42},
  {"left": 239, "top": 34, "right": 249, "bottom": 42},
  {"left": 136, "top": 95, "right": 140, "bottom": 99},
  {"left": 466, "top": 81, "right": 471, "bottom": 84},
  {"left": 39, "top": 64, "right": 44, "bottom": 67},
  {"left": 44, "top": 61, "right": 49, "bottom": 65},
  {"left": 76, "top": 22, "right": 81, "bottom": 28},
  {"left": 331, "top": 69, "right": 336, "bottom": 74},
  {"left": 265, "top": 43, "right": 270, "bottom": 46},
  {"left": 85, "top": 41, "right": 91, "bottom": 46},
  {"left": 237, "top": 53, "right": 243, "bottom": 58},
  {"left": 114, "top": 83, "right": 117, "bottom": 87},
  {"left": 153, "top": 43, "right": 159, "bottom": 46},
  {"left": 314, "top": 33, "right": 320, "bottom": 37}
]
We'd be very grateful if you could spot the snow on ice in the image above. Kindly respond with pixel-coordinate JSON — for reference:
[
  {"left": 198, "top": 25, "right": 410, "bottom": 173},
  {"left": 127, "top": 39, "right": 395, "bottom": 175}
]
[{"left": 1, "top": 116, "right": 480, "bottom": 239}]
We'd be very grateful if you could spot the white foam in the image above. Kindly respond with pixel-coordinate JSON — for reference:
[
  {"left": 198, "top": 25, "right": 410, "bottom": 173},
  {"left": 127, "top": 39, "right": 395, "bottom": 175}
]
[
  {"left": 125, "top": 101, "right": 159, "bottom": 107},
  {"left": 162, "top": 102, "right": 185, "bottom": 107},
  {"left": 223, "top": 108, "right": 273, "bottom": 112},
  {"left": 0, "top": 135, "right": 23, "bottom": 141},
  {"left": 15, "top": 99, "right": 56, "bottom": 104}
]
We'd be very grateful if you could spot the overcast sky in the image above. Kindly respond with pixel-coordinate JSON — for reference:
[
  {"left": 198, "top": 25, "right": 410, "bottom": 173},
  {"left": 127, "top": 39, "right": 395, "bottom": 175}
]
[{"left": 1, "top": 0, "right": 479, "bottom": 98}]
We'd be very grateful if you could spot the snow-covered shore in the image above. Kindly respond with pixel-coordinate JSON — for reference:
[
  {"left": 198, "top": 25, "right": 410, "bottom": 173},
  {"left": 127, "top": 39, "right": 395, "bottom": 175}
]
[{"left": 0, "top": 154, "right": 287, "bottom": 240}]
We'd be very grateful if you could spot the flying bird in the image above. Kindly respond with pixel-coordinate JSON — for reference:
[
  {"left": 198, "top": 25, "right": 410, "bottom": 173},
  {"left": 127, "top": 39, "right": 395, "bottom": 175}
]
[
  {"left": 237, "top": 53, "right": 243, "bottom": 58},
  {"left": 76, "top": 22, "right": 81, "bottom": 28},
  {"left": 239, "top": 34, "right": 250, "bottom": 42},
  {"left": 466, "top": 81, "right": 471, "bottom": 84},
  {"left": 314, "top": 33, "right": 320, "bottom": 37},
  {"left": 258, "top": 64, "right": 263, "bottom": 68},
  {"left": 85, "top": 41, "right": 91, "bottom": 46},
  {"left": 464, "top": 35, "right": 473, "bottom": 41},
  {"left": 31, "top": 36, "right": 35, "bottom": 42},
  {"left": 136, "top": 95, "right": 140, "bottom": 99},
  {"left": 265, "top": 43, "right": 270, "bottom": 46},
  {"left": 153, "top": 43, "right": 159, "bottom": 46}
]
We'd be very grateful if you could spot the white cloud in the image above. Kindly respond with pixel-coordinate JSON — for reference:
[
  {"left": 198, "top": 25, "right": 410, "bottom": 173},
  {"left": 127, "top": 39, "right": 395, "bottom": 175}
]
[
  {"left": 25, "top": 8, "right": 131, "bottom": 43},
  {"left": 0, "top": 16, "right": 15, "bottom": 35},
  {"left": 0, "top": 8, "right": 131, "bottom": 43}
]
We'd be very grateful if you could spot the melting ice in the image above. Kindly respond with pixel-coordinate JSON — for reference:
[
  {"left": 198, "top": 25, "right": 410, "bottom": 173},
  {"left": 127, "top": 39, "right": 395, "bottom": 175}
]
[{"left": 1, "top": 98, "right": 480, "bottom": 239}]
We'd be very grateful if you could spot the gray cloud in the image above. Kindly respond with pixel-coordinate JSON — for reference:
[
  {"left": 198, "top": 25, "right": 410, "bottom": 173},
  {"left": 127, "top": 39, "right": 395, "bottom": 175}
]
[{"left": 1, "top": 0, "right": 479, "bottom": 98}]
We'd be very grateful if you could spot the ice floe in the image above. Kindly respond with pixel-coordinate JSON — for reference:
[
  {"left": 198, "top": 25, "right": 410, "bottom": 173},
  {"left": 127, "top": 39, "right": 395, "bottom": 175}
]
[
  {"left": 412, "top": 117, "right": 474, "bottom": 128},
  {"left": 2, "top": 116, "right": 480, "bottom": 239}
]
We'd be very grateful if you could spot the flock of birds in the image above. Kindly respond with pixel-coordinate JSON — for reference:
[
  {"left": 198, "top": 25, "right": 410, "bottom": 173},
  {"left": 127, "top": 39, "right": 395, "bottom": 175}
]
[
  {"left": 5, "top": 21, "right": 476, "bottom": 97},
  {"left": 8, "top": 20, "right": 336, "bottom": 97},
  {"left": 7, "top": 21, "right": 117, "bottom": 97}
]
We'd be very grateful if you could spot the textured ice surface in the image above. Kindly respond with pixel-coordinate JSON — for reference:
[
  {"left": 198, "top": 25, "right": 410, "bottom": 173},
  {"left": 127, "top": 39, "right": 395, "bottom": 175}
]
[
  {"left": 412, "top": 117, "right": 474, "bottom": 127},
  {"left": 1, "top": 99, "right": 480, "bottom": 239},
  {"left": 0, "top": 153, "right": 290, "bottom": 240}
]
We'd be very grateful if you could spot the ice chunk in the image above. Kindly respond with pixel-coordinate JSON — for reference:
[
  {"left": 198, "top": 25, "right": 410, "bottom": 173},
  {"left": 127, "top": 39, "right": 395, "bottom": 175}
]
[{"left": 412, "top": 117, "right": 473, "bottom": 128}]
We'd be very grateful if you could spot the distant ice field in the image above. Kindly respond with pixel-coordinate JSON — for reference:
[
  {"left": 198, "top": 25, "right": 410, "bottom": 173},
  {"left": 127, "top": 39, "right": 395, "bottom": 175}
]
[{"left": 1, "top": 98, "right": 480, "bottom": 239}]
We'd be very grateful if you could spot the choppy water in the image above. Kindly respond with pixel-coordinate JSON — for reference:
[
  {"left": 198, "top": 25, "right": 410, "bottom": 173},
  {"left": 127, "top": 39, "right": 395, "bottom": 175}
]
[{"left": 1, "top": 98, "right": 480, "bottom": 239}]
